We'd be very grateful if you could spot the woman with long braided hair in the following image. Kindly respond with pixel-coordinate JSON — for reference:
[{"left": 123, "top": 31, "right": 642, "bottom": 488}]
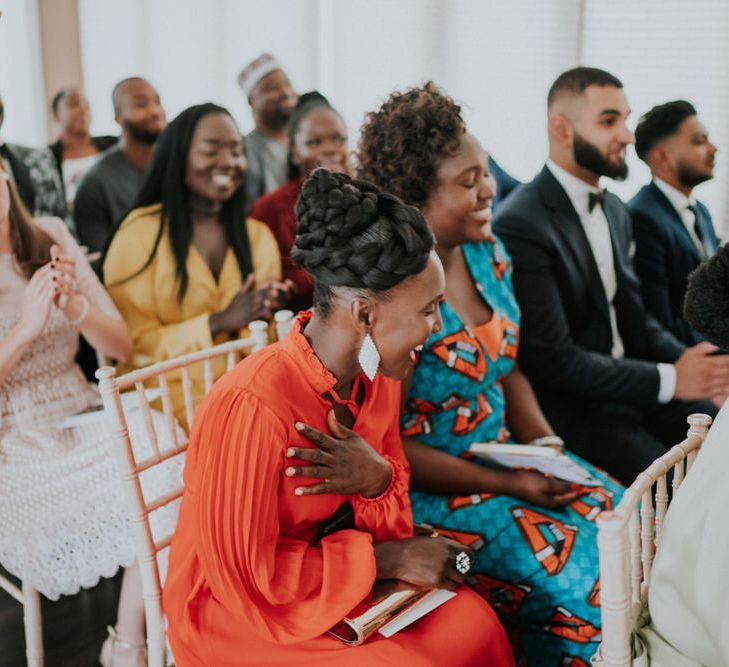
[{"left": 163, "top": 168, "right": 513, "bottom": 666}]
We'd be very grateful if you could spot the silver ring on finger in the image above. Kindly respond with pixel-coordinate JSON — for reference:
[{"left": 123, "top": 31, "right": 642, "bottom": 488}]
[{"left": 455, "top": 551, "right": 471, "bottom": 575}]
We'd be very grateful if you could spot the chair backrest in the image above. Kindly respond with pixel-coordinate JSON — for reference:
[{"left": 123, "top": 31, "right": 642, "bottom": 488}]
[
  {"left": 594, "top": 413, "right": 713, "bottom": 667},
  {"left": 95, "top": 311, "right": 294, "bottom": 667}
]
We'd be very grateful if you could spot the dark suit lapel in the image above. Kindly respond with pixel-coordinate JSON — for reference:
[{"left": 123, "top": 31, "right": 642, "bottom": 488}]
[
  {"left": 536, "top": 166, "right": 610, "bottom": 323},
  {"left": 647, "top": 182, "right": 702, "bottom": 262},
  {"left": 602, "top": 197, "right": 631, "bottom": 285}
]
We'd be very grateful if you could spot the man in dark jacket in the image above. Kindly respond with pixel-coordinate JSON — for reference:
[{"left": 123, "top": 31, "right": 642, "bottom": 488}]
[
  {"left": 629, "top": 100, "right": 720, "bottom": 345},
  {"left": 493, "top": 67, "right": 727, "bottom": 484}
]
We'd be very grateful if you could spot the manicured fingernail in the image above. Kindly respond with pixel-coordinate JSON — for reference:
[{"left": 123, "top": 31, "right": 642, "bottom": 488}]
[
  {"left": 294, "top": 487, "right": 304, "bottom": 496},
  {"left": 570, "top": 483, "right": 582, "bottom": 492},
  {"left": 295, "top": 422, "right": 304, "bottom": 431},
  {"left": 287, "top": 448, "right": 295, "bottom": 457},
  {"left": 285, "top": 467, "right": 295, "bottom": 477}
]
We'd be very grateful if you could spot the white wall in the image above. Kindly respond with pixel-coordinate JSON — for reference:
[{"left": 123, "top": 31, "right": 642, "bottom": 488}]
[
  {"left": 7, "top": 0, "right": 729, "bottom": 231},
  {"left": 0, "top": 0, "right": 46, "bottom": 145},
  {"left": 581, "top": 0, "right": 729, "bottom": 225}
]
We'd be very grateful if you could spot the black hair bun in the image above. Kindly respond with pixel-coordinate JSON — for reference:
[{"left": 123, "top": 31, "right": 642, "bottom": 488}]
[
  {"left": 292, "top": 168, "right": 433, "bottom": 291},
  {"left": 683, "top": 243, "right": 729, "bottom": 348}
]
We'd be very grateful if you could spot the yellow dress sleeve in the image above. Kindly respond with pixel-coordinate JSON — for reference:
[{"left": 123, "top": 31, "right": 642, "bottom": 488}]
[
  {"left": 248, "top": 217, "right": 282, "bottom": 284},
  {"left": 103, "top": 209, "right": 214, "bottom": 368}
]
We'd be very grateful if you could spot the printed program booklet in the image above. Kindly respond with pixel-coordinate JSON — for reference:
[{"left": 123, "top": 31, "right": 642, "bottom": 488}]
[{"left": 468, "top": 442, "right": 600, "bottom": 486}]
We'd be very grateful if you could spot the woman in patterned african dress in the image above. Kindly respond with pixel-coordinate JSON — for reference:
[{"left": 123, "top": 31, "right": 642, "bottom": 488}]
[{"left": 358, "top": 82, "right": 624, "bottom": 667}]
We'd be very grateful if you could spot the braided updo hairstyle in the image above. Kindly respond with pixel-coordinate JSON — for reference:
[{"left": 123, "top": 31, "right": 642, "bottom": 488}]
[
  {"left": 357, "top": 81, "right": 466, "bottom": 208},
  {"left": 292, "top": 168, "right": 434, "bottom": 316},
  {"left": 683, "top": 243, "right": 729, "bottom": 347}
]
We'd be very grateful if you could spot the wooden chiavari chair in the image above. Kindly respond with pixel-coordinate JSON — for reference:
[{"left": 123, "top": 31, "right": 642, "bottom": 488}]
[
  {"left": 593, "top": 413, "right": 713, "bottom": 666},
  {"left": 94, "top": 310, "right": 295, "bottom": 667}
]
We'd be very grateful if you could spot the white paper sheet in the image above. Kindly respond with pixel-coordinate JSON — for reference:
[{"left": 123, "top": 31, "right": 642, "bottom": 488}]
[
  {"left": 469, "top": 443, "right": 600, "bottom": 486},
  {"left": 378, "top": 589, "right": 457, "bottom": 638}
]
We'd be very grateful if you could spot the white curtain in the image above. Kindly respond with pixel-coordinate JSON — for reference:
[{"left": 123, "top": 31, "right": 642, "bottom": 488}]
[
  {"left": 0, "top": 0, "right": 46, "bottom": 145},
  {"left": 581, "top": 0, "right": 729, "bottom": 228},
  {"left": 69, "top": 0, "right": 729, "bottom": 233}
]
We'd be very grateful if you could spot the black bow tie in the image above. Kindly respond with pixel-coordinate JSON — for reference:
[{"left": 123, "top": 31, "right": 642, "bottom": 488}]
[{"left": 588, "top": 189, "right": 607, "bottom": 213}]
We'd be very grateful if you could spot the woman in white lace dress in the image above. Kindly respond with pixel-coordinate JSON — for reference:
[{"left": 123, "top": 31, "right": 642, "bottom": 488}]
[{"left": 0, "top": 163, "right": 182, "bottom": 666}]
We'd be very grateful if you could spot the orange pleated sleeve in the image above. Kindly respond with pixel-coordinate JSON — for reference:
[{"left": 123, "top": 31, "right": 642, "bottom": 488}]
[{"left": 163, "top": 313, "right": 513, "bottom": 667}]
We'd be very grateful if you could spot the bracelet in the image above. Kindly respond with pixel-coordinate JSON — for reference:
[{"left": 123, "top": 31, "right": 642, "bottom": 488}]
[
  {"left": 68, "top": 293, "right": 90, "bottom": 327},
  {"left": 528, "top": 435, "right": 565, "bottom": 448}
]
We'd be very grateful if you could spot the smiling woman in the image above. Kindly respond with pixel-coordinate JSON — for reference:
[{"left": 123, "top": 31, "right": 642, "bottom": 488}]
[
  {"left": 162, "top": 168, "right": 514, "bottom": 666},
  {"left": 250, "top": 91, "right": 351, "bottom": 310},
  {"left": 102, "top": 103, "right": 292, "bottom": 422},
  {"left": 359, "top": 82, "right": 624, "bottom": 667}
]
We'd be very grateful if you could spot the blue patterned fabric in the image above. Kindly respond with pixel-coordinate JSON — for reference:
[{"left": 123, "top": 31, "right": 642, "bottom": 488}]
[{"left": 402, "top": 237, "right": 624, "bottom": 667}]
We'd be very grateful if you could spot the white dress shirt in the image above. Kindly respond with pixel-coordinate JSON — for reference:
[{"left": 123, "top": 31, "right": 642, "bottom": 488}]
[
  {"left": 546, "top": 161, "right": 676, "bottom": 402},
  {"left": 653, "top": 177, "right": 706, "bottom": 258}
]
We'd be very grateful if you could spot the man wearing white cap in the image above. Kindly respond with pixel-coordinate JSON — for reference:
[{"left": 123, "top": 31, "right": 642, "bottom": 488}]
[{"left": 238, "top": 53, "right": 298, "bottom": 207}]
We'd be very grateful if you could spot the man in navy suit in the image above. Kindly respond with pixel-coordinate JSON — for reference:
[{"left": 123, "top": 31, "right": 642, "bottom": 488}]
[
  {"left": 629, "top": 101, "right": 720, "bottom": 345},
  {"left": 493, "top": 68, "right": 727, "bottom": 484}
]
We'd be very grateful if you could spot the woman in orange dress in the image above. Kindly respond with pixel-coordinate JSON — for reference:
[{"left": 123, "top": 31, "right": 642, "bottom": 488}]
[{"left": 163, "top": 169, "right": 514, "bottom": 666}]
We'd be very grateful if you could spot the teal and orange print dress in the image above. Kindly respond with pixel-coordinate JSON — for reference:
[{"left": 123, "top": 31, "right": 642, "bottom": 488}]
[{"left": 402, "top": 237, "right": 623, "bottom": 667}]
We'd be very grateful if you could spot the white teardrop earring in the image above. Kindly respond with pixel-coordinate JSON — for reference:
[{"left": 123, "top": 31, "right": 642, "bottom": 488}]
[{"left": 358, "top": 333, "right": 380, "bottom": 381}]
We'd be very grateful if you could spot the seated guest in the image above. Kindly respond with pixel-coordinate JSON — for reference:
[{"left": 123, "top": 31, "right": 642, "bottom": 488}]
[
  {"left": 629, "top": 100, "right": 720, "bottom": 345},
  {"left": 0, "top": 161, "right": 181, "bottom": 667},
  {"left": 359, "top": 82, "right": 622, "bottom": 666},
  {"left": 163, "top": 168, "right": 513, "bottom": 667},
  {"left": 48, "top": 86, "right": 117, "bottom": 216},
  {"left": 0, "top": 93, "right": 66, "bottom": 219},
  {"left": 251, "top": 91, "right": 349, "bottom": 310},
  {"left": 493, "top": 68, "right": 728, "bottom": 485},
  {"left": 489, "top": 155, "right": 521, "bottom": 209},
  {"left": 238, "top": 53, "right": 298, "bottom": 205},
  {"left": 103, "top": 103, "right": 288, "bottom": 422},
  {"left": 600, "top": 247, "right": 729, "bottom": 666},
  {"left": 49, "top": 86, "right": 118, "bottom": 379},
  {"left": 74, "top": 77, "right": 166, "bottom": 254}
]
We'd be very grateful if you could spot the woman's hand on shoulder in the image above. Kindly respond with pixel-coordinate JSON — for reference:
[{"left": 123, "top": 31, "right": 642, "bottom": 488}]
[
  {"left": 374, "top": 537, "right": 474, "bottom": 591},
  {"left": 509, "top": 470, "right": 582, "bottom": 508},
  {"left": 287, "top": 410, "right": 392, "bottom": 498}
]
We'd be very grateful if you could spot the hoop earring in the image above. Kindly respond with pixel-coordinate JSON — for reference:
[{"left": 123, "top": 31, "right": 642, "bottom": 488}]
[{"left": 358, "top": 333, "right": 380, "bottom": 381}]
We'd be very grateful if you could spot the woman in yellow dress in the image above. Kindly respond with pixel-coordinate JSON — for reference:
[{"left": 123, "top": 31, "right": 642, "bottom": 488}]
[{"left": 103, "top": 103, "right": 291, "bottom": 423}]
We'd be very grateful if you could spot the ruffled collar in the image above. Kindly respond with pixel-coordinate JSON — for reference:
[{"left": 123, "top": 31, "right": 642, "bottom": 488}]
[{"left": 282, "top": 311, "right": 370, "bottom": 410}]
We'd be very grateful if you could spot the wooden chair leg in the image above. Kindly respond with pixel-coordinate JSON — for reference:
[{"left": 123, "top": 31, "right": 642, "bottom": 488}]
[{"left": 22, "top": 583, "right": 43, "bottom": 667}]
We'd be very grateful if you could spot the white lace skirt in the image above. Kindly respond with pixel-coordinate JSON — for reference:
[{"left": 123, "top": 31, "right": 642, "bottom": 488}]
[{"left": 0, "top": 410, "right": 185, "bottom": 600}]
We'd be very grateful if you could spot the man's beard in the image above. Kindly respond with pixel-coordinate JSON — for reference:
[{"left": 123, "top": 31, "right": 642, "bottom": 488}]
[
  {"left": 677, "top": 160, "right": 713, "bottom": 189},
  {"left": 124, "top": 118, "right": 162, "bottom": 146},
  {"left": 573, "top": 132, "right": 628, "bottom": 181},
  {"left": 267, "top": 107, "right": 292, "bottom": 131}
]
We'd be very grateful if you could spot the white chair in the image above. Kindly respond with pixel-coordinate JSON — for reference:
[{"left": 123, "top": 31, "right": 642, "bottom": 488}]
[
  {"left": 95, "top": 311, "right": 294, "bottom": 667},
  {"left": 594, "top": 412, "right": 713, "bottom": 666},
  {"left": 0, "top": 576, "right": 43, "bottom": 666}
]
